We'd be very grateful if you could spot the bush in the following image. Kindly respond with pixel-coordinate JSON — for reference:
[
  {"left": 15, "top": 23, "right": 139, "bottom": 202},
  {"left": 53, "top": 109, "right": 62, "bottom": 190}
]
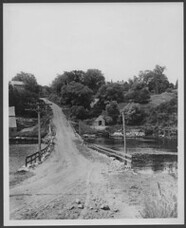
[
  {"left": 141, "top": 182, "right": 177, "bottom": 218},
  {"left": 105, "top": 101, "right": 120, "bottom": 124},
  {"left": 124, "top": 103, "right": 146, "bottom": 125},
  {"left": 70, "top": 106, "right": 89, "bottom": 120}
]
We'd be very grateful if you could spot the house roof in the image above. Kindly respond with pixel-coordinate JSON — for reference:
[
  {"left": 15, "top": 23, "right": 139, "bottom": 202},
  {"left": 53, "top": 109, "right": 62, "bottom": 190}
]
[
  {"left": 9, "top": 116, "right": 17, "bottom": 128},
  {"left": 10, "top": 81, "right": 24, "bottom": 86},
  {"left": 9, "top": 106, "right": 15, "bottom": 117},
  {"left": 95, "top": 115, "right": 105, "bottom": 122}
]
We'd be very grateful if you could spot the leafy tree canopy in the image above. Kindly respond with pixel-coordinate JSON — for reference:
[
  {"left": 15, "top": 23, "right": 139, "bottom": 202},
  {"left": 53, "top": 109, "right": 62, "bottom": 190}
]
[
  {"left": 138, "top": 65, "right": 169, "bottom": 94},
  {"left": 84, "top": 69, "right": 105, "bottom": 94},
  {"left": 61, "top": 82, "right": 93, "bottom": 109},
  {"left": 125, "top": 82, "right": 150, "bottom": 104},
  {"left": 105, "top": 101, "right": 120, "bottom": 124},
  {"left": 70, "top": 105, "right": 89, "bottom": 120},
  {"left": 123, "top": 103, "right": 145, "bottom": 125},
  {"left": 12, "top": 72, "right": 39, "bottom": 94},
  {"left": 96, "top": 83, "right": 125, "bottom": 109},
  {"left": 147, "top": 94, "right": 177, "bottom": 128},
  {"left": 51, "top": 70, "right": 85, "bottom": 95}
]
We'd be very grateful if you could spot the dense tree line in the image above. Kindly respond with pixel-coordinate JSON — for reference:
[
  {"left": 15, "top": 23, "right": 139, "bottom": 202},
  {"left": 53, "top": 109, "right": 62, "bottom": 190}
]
[
  {"left": 48, "top": 65, "right": 177, "bottom": 123},
  {"left": 50, "top": 69, "right": 106, "bottom": 119},
  {"left": 9, "top": 65, "right": 177, "bottom": 131},
  {"left": 9, "top": 72, "right": 40, "bottom": 116}
]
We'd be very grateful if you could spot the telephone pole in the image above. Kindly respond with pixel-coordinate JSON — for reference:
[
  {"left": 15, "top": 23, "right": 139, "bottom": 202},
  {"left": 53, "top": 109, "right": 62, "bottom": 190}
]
[
  {"left": 26, "top": 100, "right": 48, "bottom": 162},
  {"left": 122, "top": 111, "right": 127, "bottom": 154},
  {"left": 37, "top": 104, "right": 41, "bottom": 161}
]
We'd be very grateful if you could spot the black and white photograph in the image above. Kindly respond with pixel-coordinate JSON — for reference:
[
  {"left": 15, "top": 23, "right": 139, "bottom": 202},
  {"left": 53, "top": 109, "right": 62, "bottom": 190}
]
[{"left": 3, "top": 2, "right": 184, "bottom": 226}]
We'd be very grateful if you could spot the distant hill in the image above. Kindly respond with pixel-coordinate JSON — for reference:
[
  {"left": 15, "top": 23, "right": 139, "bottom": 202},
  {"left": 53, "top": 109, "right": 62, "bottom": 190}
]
[{"left": 119, "top": 91, "right": 177, "bottom": 112}]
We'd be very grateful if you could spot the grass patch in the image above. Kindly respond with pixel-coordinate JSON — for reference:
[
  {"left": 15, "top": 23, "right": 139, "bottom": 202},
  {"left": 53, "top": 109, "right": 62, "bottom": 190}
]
[
  {"left": 9, "top": 144, "right": 46, "bottom": 187},
  {"left": 10, "top": 171, "right": 35, "bottom": 187},
  {"left": 141, "top": 182, "right": 177, "bottom": 218}
]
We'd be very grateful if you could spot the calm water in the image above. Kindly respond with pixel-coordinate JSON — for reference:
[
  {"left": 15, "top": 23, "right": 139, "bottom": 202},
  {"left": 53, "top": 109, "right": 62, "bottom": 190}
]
[{"left": 85, "top": 137, "right": 178, "bottom": 174}]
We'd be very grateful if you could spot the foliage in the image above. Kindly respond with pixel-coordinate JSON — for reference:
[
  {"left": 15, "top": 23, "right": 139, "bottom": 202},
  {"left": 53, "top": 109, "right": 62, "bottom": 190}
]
[
  {"left": 78, "top": 121, "right": 97, "bottom": 134},
  {"left": 40, "top": 85, "right": 52, "bottom": 97},
  {"left": 105, "top": 101, "right": 120, "bottom": 124},
  {"left": 61, "top": 82, "right": 93, "bottom": 109},
  {"left": 141, "top": 183, "right": 177, "bottom": 218},
  {"left": 9, "top": 72, "right": 40, "bottom": 117},
  {"left": 70, "top": 106, "right": 89, "bottom": 120},
  {"left": 12, "top": 72, "right": 39, "bottom": 94},
  {"left": 51, "top": 70, "right": 85, "bottom": 95},
  {"left": 123, "top": 103, "right": 146, "bottom": 125},
  {"left": 96, "top": 83, "right": 125, "bottom": 110},
  {"left": 9, "top": 83, "right": 39, "bottom": 117},
  {"left": 48, "top": 93, "right": 61, "bottom": 105},
  {"left": 83, "top": 69, "right": 105, "bottom": 94},
  {"left": 51, "top": 69, "right": 105, "bottom": 96},
  {"left": 125, "top": 82, "right": 150, "bottom": 104},
  {"left": 138, "top": 65, "right": 170, "bottom": 94},
  {"left": 147, "top": 95, "right": 177, "bottom": 128}
]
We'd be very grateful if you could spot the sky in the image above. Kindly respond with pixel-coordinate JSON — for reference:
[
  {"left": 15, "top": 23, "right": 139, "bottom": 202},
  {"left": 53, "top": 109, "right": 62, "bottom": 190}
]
[{"left": 4, "top": 3, "right": 183, "bottom": 86}]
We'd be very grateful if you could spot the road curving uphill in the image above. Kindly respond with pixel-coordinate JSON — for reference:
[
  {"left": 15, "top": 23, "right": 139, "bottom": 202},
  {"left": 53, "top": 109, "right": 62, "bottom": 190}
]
[{"left": 9, "top": 100, "right": 176, "bottom": 220}]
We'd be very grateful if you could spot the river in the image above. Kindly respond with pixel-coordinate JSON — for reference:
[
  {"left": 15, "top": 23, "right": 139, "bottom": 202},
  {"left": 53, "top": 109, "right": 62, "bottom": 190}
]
[{"left": 85, "top": 137, "right": 178, "bottom": 174}]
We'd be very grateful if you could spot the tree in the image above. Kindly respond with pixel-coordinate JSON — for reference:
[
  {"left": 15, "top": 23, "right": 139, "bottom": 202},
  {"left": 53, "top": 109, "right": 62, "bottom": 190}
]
[
  {"left": 40, "top": 85, "right": 52, "bottom": 97},
  {"left": 138, "top": 65, "right": 170, "bottom": 94},
  {"left": 9, "top": 82, "right": 38, "bottom": 116},
  {"left": 84, "top": 69, "right": 105, "bottom": 94},
  {"left": 125, "top": 82, "right": 150, "bottom": 104},
  {"left": 61, "top": 82, "right": 93, "bottom": 109},
  {"left": 105, "top": 101, "right": 120, "bottom": 124},
  {"left": 12, "top": 72, "right": 39, "bottom": 94},
  {"left": 124, "top": 103, "right": 145, "bottom": 125},
  {"left": 96, "top": 83, "right": 125, "bottom": 109},
  {"left": 51, "top": 70, "right": 85, "bottom": 95},
  {"left": 70, "top": 106, "right": 88, "bottom": 120},
  {"left": 147, "top": 95, "right": 177, "bottom": 128}
]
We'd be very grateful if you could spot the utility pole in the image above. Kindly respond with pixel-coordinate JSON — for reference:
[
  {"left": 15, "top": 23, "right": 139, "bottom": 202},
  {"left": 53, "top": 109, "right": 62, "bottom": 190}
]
[
  {"left": 37, "top": 104, "right": 41, "bottom": 161},
  {"left": 26, "top": 100, "right": 48, "bottom": 162},
  {"left": 122, "top": 111, "right": 127, "bottom": 154}
]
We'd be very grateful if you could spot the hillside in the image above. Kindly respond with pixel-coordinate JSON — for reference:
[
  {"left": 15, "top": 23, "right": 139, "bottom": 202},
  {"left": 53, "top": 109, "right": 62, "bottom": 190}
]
[{"left": 118, "top": 91, "right": 177, "bottom": 112}]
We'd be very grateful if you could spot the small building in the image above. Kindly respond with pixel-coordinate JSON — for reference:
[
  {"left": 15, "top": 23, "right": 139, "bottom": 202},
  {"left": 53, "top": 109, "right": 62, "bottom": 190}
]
[
  {"left": 9, "top": 106, "right": 17, "bottom": 135},
  {"left": 93, "top": 115, "right": 105, "bottom": 127}
]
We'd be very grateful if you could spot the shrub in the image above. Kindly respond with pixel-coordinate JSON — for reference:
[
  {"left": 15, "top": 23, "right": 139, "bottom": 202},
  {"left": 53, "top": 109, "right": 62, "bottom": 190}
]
[{"left": 141, "top": 182, "right": 177, "bottom": 218}]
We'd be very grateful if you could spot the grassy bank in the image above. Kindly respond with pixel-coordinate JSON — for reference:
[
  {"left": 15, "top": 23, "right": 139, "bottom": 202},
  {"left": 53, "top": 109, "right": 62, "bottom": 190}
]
[{"left": 9, "top": 144, "right": 45, "bottom": 187}]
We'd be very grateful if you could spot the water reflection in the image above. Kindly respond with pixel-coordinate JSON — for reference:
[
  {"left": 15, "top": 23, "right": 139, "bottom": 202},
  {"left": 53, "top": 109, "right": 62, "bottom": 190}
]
[{"left": 85, "top": 136, "right": 178, "bottom": 174}]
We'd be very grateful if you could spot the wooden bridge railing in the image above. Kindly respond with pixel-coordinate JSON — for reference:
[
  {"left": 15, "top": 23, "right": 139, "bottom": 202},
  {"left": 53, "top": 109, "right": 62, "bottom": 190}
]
[
  {"left": 25, "top": 141, "right": 53, "bottom": 167},
  {"left": 88, "top": 144, "right": 132, "bottom": 167}
]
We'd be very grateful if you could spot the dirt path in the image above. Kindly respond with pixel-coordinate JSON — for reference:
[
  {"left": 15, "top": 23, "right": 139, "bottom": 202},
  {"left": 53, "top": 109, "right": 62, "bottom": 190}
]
[{"left": 10, "top": 101, "right": 177, "bottom": 220}]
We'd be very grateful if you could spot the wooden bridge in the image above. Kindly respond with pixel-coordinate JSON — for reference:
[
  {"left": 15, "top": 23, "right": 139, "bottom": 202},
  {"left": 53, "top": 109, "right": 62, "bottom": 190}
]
[{"left": 88, "top": 144, "right": 132, "bottom": 167}]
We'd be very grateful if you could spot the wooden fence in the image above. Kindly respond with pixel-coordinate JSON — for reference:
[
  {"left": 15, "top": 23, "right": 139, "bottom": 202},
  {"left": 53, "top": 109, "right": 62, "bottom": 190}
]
[
  {"left": 25, "top": 141, "right": 53, "bottom": 167},
  {"left": 88, "top": 144, "right": 132, "bottom": 167}
]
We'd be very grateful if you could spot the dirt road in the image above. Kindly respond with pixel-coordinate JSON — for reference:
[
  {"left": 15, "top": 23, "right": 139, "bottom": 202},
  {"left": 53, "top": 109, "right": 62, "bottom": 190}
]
[{"left": 10, "top": 101, "right": 177, "bottom": 220}]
